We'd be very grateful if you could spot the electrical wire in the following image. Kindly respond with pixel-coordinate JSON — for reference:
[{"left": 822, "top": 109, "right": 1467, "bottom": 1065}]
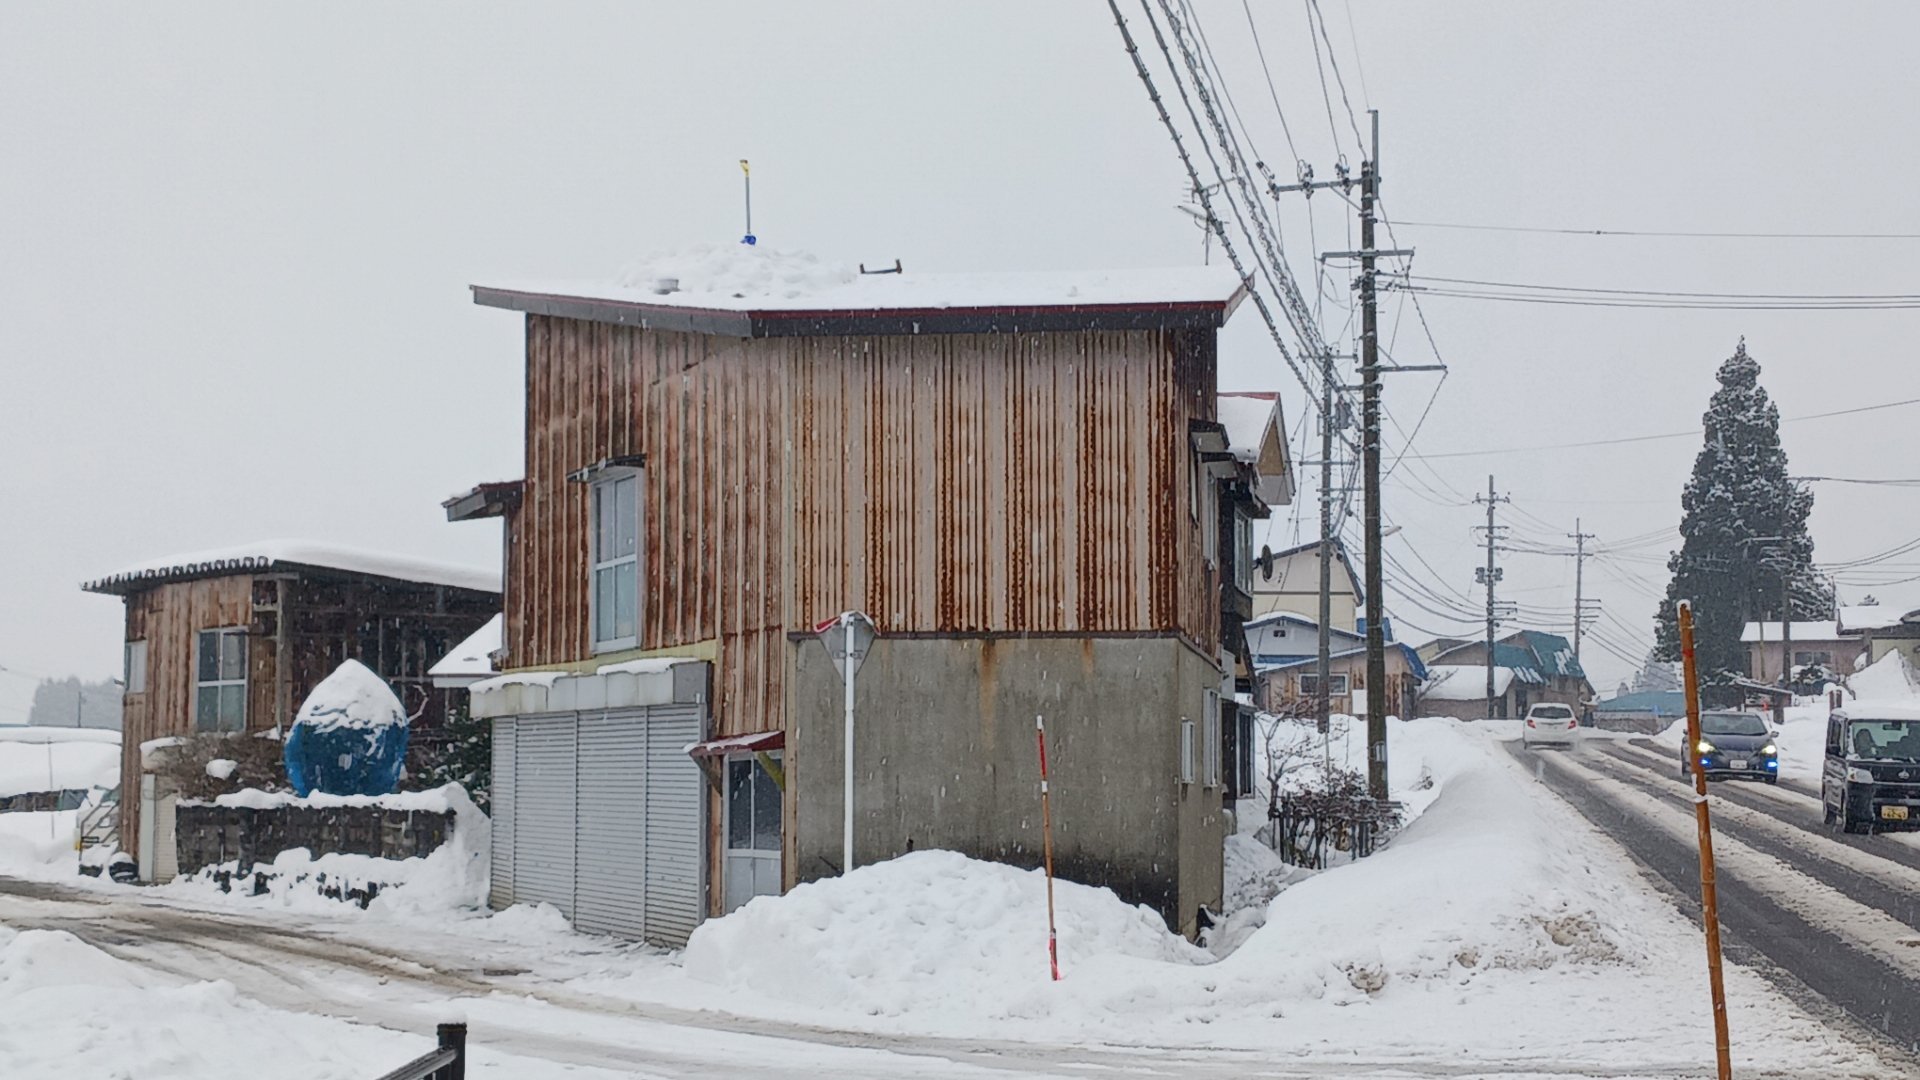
[
  {"left": 1400, "top": 397, "right": 1920, "bottom": 461},
  {"left": 1386, "top": 219, "right": 1920, "bottom": 240}
]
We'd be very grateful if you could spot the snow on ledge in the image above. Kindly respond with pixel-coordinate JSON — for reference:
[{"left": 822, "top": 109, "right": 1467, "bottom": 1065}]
[{"left": 195, "top": 783, "right": 468, "bottom": 814}]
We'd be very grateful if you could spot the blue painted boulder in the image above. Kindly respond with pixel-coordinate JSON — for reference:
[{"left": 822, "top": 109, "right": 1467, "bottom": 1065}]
[{"left": 283, "top": 660, "right": 410, "bottom": 797}]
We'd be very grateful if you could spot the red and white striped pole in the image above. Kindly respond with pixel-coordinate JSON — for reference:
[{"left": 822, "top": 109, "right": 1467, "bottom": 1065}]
[{"left": 1037, "top": 715, "right": 1060, "bottom": 981}]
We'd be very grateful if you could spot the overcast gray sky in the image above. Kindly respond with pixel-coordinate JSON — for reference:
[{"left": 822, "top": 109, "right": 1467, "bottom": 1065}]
[{"left": 4, "top": 2, "right": 1917, "bottom": 717}]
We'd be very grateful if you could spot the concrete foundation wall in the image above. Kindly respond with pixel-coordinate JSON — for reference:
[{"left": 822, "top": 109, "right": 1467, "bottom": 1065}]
[{"left": 788, "top": 634, "right": 1226, "bottom": 937}]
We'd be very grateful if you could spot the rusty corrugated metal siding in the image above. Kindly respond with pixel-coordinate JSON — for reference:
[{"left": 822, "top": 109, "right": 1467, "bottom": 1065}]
[{"left": 512, "top": 319, "right": 1223, "bottom": 740}]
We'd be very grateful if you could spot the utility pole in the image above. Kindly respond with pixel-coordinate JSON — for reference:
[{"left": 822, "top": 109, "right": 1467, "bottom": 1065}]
[
  {"left": 1357, "top": 112, "right": 1390, "bottom": 801},
  {"left": 1568, "top": 519, "right": 1597, "bottom": 664},
  {"left": 1317, "top": 348, "right": 1336, "bottom": 741},
  {"left": 1475, "top": 477, "right": 1510, "bottom": 719}
]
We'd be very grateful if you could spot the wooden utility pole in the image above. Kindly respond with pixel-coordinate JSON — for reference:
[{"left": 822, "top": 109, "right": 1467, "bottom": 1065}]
[
  {"left": 1317, "top": 348, "right": 1336, "bottom": 738},
  {"left": 1474, "top": 478, "right": 1509, "bottom": 718},
  {"left": 1358, "top": 112, "right": 1388, "bottom": 800},
  {"left": 1679, "top": 600, "right": 1734, "bottom": 1080},
  {"left": 1569, "top": 520, "right": 1596, "bottom": 664}
]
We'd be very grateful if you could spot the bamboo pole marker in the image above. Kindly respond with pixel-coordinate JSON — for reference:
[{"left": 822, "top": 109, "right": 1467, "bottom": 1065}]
[
  {"left": 1036, "top": 715, "right": 1060, "bottom": 981},
  {"left": 1679, "top": 600, "right": 1733, "bottom": 1079}
]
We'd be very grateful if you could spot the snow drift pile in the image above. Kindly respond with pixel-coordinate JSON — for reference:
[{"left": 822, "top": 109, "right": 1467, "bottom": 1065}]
[{"left": 282, "top": 660, "right": 410, "bottom": 797}]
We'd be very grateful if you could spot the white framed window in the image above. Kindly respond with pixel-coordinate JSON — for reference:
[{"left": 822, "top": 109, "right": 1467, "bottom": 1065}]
[
  {"left": 194, "top": 628, "right": 247, "bottom": 732},
  {"left": 124, "top": 640, "right": 147, "bottom": 694},
  {"left": 1180, "top": 719, "right": 1196, "bottom": 784},
  {"left": 591, "top": 472, "right": 641, "bottom": 651},
  {"left": 1232, "top": 510, "right": 1253, "bottom": 592},
  {"left": 1300, "top": 673, "right": 1351, "bottom": 697},
  {"left": 1203, "top": 690, "right": 1222, "bottom": 788}
]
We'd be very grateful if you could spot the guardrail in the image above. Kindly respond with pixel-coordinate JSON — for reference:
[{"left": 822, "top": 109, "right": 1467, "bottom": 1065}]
[{"left": 374, "top": 1023, "right": 466, "bottom": 1080}]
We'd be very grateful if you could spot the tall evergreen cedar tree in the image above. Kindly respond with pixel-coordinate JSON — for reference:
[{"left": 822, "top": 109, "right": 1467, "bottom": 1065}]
[{"left": 1656, "top": 341, "right": 1830, "bottom": 693}]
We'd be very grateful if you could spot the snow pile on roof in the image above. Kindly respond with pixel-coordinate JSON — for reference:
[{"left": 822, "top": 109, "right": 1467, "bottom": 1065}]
[
  {"left": 0, "top": 737, "right": 119, "bottom": 798},
  {"left": 428, "top": 613, "right": 503, "bottom": 680},
  {"left": 293, "top": 661, "right": 405, "bottom": 736},
  {"left": 1215, "top": 392, "right": 1277, "bottom": 465},
  {"left": 84, "top": 539, "right": 499, "bottom": 594},
  {"left": 615, "top": 244, "right": 856, "bottom": 300},
  {"left": 1421, "top": 664, "right": 1519, "bottom": 700},
  {"left": 0, "top": 727, "right": 121, "bottom": 746},
  {"left": 489, "top": 260, "right": 1246, "bottom": 314},
  {"left": 684, "top": 849, "right": 1209, "bottom": 1017},
  {"left": 1839, "top": 604, "right": 1916, "bottom": 632},
  {"left": 1740, "top": 620, "right": 1840, "bottom": 643}
]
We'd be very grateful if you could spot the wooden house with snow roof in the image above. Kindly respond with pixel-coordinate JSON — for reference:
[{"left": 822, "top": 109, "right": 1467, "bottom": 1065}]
[
  {"left": 448, "top": 250, "right": 1293, "bottom": 941},
  {"left": 80, "top": 542, "right": 499, "bottom": 879}
]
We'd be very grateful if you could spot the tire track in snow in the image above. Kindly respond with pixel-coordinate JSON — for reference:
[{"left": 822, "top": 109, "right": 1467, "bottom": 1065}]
[{"left": 1514, "top": 744, "right": 1920, "bottom": 1063}]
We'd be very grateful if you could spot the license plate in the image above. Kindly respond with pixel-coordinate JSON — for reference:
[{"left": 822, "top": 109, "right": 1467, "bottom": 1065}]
[
  {"left": 1729, "top": 759, "right": 1748, "bottom": 770},
  {"left": 1883, "top": 806, "right": 1910, "bottom": 821}
]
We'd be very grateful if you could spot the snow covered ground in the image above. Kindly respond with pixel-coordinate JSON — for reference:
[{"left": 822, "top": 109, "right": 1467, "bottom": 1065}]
[{"left": 0, "top": 718, "right": 1895, "bottom": 1076}]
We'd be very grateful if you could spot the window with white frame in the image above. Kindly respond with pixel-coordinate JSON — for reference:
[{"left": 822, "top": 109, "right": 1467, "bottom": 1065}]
[
  {"left": 124, "top": 640, "right": 147, "bottom": 694},
  {"left": 1203, "top": 690, "right": 1222, "bottom": 788},
  {"left": 1232, "top": 509, "right": 1253, "bottom": 592},
  {"left": 195, "top": 628, "right": 247, "bottom": 732},
  {"left": 1179, "top": 718, "right": 1196, "bottom": 784},
  {"left": 1300, "top": 673, "right": 1351, "bottom": 697},
  {"left": 591, "top": 472, "right": 640, "bottom": 651}
]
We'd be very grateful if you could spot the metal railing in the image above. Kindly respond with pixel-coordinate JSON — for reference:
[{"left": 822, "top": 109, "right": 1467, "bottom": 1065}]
[
  {"left": 76, "top": 788, "right": 120, "bottom": 850},
  {"left": 374, "top": 1023, "right": 466, "bottom": 1080},
  {"left": 1270, "top": 792, "right": 1402, "bottom": 869}
]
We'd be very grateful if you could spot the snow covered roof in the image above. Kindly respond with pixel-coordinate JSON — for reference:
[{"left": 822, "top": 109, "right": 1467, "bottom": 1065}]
[
  {"left": 0, "top": 736, "right": 119, "bottom": 798},
  {"left": 1838, "top": 605, "right": 1919, "bottom": 633},
  {"left": 1739, "top": 620, "right": 1842, "bottom": 643},
  {"left": 1420, "top": 664, "right": 1538, "bottom": 701},
  {"left": 474, "top": 247, "right": 1247, "bottom": 338},
  {"left": 1216, "top": 391, "right": 1293, "bottom": 505},
  {"left": 429, "top": 614, "right": 503, "bottom": 687},
  {"left": 82, "top": 540, "right": 501, "bottom": 596}
]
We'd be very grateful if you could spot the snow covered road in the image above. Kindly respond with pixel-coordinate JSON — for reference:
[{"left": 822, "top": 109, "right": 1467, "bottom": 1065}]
[{"left": 1517, "top": 735, "right": 1920, "bottom": 1068}]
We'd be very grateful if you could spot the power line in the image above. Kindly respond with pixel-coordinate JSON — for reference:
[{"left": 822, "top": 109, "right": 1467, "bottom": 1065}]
[
  {"left": 1386, "top": 219, "right": 1920, "bottom": 241},
  {"left": 1792, "top": 474, "right": 1920, "bottom": 488},
  {"left": 1403, "top": 273, "right": 1920, "bottom": 303},
  {"left": 1401, "top": 397, "right": 1920, "bottom": 461},
  {"left": 1391, "top": 283, "right": 1920, "bottom": 311}
]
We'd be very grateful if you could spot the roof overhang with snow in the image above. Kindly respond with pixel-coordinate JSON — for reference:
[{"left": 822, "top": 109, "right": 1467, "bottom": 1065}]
[
  {"left": 1739, "top": 620, "right": 1845, "bottom": 644},
  {"left": 1216, "top": 391, "right": 1294, "bottom": 506},
  {"left": 443, "top": 481, "right": 524, "bottom": 523},
  {"left": 82, "top": 541, "right": 501, "bottom": 597},
  {"left": 472, "top": 266, "right": 1248, "bottom": 339},
  {"left": 429, "top": 613, "right": 504, "bottom": 688}
]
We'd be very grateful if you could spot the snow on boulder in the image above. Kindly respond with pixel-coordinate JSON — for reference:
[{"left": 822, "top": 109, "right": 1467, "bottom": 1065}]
[
  {"left": 682, "top": 849, "right": 1208, "bottom": 1018},
  {"left": 283, "top": 660, "right": 410, "bottom": 797}
]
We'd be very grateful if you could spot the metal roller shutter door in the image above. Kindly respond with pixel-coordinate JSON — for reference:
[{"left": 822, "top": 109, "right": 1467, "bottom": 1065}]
[
  {"left": 643, "top": 704, "right": 705, "bottom": 946},
  {"left": 574, "top": 710, "right": 649, "bottom": 937},
  {"left": 489, "top": 718, "right": 516, "bottom": 909},
  {"left": 511, "top": 714, "right": 578, "bottom": 918}
]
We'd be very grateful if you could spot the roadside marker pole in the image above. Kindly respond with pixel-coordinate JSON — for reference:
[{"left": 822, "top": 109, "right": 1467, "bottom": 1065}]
[
  {"left": 1679, "top": 600, "right": 1733, "bottom": 1080},
  {"left": 1036, "top": 715, "right": 1060, "bottom": 981}
]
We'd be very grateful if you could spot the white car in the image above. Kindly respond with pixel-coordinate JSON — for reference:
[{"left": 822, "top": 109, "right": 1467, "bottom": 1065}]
[{"left": 1521, "top": 703, "right": 1581, "bottom": 748}]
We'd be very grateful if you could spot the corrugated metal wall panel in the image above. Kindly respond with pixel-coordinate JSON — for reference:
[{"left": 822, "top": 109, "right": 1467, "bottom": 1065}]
[
  {"left": 511, "top": 714, "right": 577, "bottom": 918},
  {"left": 489, "top": 717, "right": 516, "bottom": 909},
  {"left": 644, "top": 704, "right": 705, "bottom": 945},
  {"left": 574, "top": 710, "right": 650, "bottom": 937}
]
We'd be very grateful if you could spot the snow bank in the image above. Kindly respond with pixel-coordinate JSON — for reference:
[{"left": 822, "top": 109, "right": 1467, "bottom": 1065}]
[
  {"left": 684, "top": 849, "right": 1209, "bottom": 1018},
  {"left": 0, "top": 810, "right": 82, "bottom": 877},
  {"left": 166, "top": 784, "right": 489, "bottom": 917},
  {"left": 0, "top": 737, "right": 118, "bottom": 798},
  {"left": 1851, "top": 649, "right": 1920, "bottom": 703}
]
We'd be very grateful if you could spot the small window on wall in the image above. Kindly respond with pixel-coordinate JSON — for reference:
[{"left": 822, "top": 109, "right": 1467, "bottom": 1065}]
[
  {"left": 1232, "top": 510, "right": 1254, "bottom": 593},
  {"left": 195, "top": 628, "right": 247, "bottom": 732},
  {"left": 124, "top": 640, "right": 147, "bottom": 694},
  {"left": 1180, "top": 719, "right": 1196, "bottom": 784},
  {"left": 591, "top": 472, "right": 641, "bottom": 651},
  {"left": 1301, "top": 673, "right": 1351, "bottom": 697}
]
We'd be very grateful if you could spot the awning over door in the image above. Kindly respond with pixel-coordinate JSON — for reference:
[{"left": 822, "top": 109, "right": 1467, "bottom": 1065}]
[{"left": 685, "top": 731, "right": 784, "bottom": 759}]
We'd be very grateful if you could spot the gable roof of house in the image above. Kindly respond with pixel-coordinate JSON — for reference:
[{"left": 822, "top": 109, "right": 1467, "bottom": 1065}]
[
  {"left": 474, "top": 252, "right": 1248, "bottom": 338},
  {"left": 1429, "top": 630, "right": 1589, "bottom": 686},
  {"left": 1253, "top": 537, "right": 1364, "bottom": 605},
  {"left": 1421, "top": 664, "right": 1525, "bottom": 700},
  {"left": 1837, "top": 605, "right": 1920, "bottom": 634},
  {"left": 81, "top": 540, "right": 501, "bottom": 596},
  {"left": 1216, "top": 391, "right": 1294, "bottom": 506}
]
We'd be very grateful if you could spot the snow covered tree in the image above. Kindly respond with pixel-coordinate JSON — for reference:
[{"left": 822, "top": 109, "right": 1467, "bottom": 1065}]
[
  {"left": 1655, "top": 341, "right": 1830, "bottom": 693},
  {"left": 424, "top": 699, "right": 491, "bottom": 814}
]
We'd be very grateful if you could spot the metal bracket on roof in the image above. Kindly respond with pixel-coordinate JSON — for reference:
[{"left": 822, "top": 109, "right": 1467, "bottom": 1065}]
[{"left": 859, "top": 259, "right": 903, "bottom": 275}]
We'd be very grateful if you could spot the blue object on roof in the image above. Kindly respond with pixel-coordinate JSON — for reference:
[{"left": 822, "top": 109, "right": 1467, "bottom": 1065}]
[{"left": 1596, "top": 690, "right": 1687, "bottom": 717}]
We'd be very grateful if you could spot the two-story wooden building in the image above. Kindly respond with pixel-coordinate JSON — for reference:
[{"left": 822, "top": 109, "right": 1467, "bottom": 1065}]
[
  {"left": 455, "top": 256, "right": 1291, "bottom": 941},
  {"left": 81, "top": 542, "right": 499, "bottom": 878}
]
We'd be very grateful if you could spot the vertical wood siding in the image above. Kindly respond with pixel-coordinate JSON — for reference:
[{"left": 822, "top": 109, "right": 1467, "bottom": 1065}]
[
  {"left": 513, "top": 319, "right": 1222, "bottom": 739},
  {"left": 118, "top": 577, "right": 254, "bottom": 859}
]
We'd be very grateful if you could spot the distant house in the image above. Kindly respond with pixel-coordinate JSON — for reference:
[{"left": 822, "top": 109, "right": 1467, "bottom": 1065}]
[
  {"left": 81, "top": 542, "right": 499, "bottom": 880},
  {"left": 1248, "top": 538, "right": 1362, "bottom": 630},
  {"left": 1416, "top": 630, "right": 1594, "bottom": 719},
  {"left": 1837, "top": 604, "right": 1920, "bottom": 671},
  {"left": 429, "top": 613, "right": 505, "bottom": 690},
  {"left": 1593, "top": 690, "right": 1687, "bottom": 734},
  {"left": 1247, "top": 612, "right": 1426, "bottom": 719},
  {"left": 1739, "top": 620, "right": 1865, "bottom": 682},
  {"left": 452, "top": 258, "right": 1290, "bottom": 942}
]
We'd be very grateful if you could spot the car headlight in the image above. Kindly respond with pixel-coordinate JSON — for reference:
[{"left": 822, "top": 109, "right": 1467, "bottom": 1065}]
[
  {"left": 1696, "top": 740, "right": 1715, "bottom": 754},
  {"left": 1760, "top": 743, "right": 1777, "bottom": 756},
  {"left": 1849, "top": 767, "right": 1876, "bottom": 783}
]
